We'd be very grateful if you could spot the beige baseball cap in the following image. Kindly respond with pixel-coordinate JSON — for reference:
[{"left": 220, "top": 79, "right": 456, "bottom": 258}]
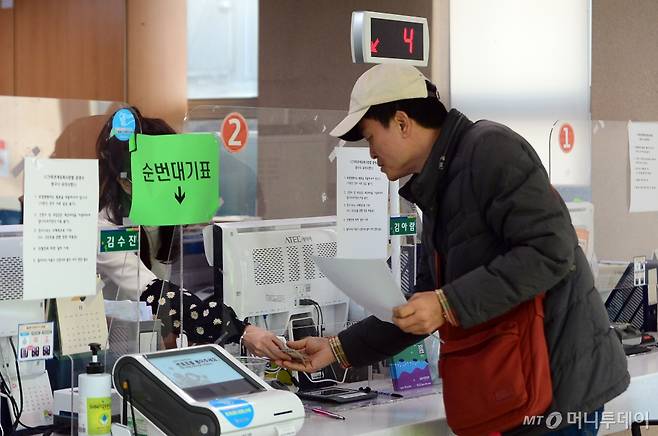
[{"left": 330, "top": 64, "right": 430, "bottom": 141}]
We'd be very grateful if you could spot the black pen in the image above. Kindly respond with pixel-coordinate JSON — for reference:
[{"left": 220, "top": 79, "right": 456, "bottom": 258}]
[
  {"left": 359, "top": 386, "right": 404, "bottom": 398},
  {"left": 373, "top": 390, "right": 403, "bottom": 398}
]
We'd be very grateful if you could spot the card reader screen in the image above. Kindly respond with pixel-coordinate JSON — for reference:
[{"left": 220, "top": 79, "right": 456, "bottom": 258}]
[{"left": 148, "top": 350, "right": 261, "bottom": 400}]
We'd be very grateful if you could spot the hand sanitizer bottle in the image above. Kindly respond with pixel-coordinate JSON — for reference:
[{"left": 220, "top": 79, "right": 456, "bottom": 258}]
[{"left": 78, "top": 343, "right": 111, "bottom": 436}]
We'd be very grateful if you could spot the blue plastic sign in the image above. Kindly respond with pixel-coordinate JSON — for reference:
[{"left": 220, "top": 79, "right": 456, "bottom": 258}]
[
  {"left": 110, "top": 109, "right": 136, "bottom": 141},
  {"left": 209, "top": 398, "right": 254, "bottom": 428}
]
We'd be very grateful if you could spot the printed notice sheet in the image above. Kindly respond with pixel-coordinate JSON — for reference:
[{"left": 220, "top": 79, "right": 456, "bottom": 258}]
[
  {"left": 313, "top": 257, "right": 406, "bottom": 323},
  {"left": 23, "top": 158, "right": 98, "bottom": 299},
  {"left": 628, "top": 122, "right": 658, "bottom": 212},
  {"left": 336, "top": 147, "right": 389, "bottom": 258}
]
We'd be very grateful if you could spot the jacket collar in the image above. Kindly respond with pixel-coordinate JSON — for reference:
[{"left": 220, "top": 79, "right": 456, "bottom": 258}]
[{"left": 399, "top": 109, "right": 472, "bottom": 211}]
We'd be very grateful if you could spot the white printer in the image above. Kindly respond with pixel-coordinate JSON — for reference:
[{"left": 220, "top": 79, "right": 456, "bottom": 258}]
[{"left": 112, "top": 344, "right": 304, "bottom": 435}]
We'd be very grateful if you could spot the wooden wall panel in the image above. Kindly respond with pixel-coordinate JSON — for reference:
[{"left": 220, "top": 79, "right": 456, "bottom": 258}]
[
  {"left": 591, "top": 0, "right": 658, "bottom": 260},
  {"left": 258, "top": 0, "right": 432, "bottom": 110},
  {"left": 592, "top": 0, "right": 658, "bottom": 121},
  {"left": 14, "top": 0, "right": 125, "bottom": 101},
  {"left": 0, "top": 7, "right": 14, "bottom": 95},
  {"left": 127, "top": 0, "right": 187, "bottom": 131},
  {"left": 52, "top": 113, "right": 111, "bottom": 160}
]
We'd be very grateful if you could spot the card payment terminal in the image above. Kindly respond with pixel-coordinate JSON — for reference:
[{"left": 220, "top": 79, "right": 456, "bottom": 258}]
[{"left": 112, "top": 345, "right": 304, "bottom": 435}]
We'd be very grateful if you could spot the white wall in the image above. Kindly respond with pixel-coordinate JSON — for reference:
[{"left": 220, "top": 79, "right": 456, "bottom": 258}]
[{"left": 449, "top": 0, "right": 591, "bottom": 186}]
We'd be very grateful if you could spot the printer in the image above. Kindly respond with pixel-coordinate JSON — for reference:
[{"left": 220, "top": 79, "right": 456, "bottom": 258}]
[{"left": 112, "top": 344, "right": 304, "bottom": 435}]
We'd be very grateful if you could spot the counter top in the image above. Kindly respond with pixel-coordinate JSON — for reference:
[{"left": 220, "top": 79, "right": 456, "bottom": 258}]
[
  {"left": 297, "top": 378, "right": 448, "bottom": 436},
  {"left": 601, "top": 347, "right": 658, "bottom": 434},
  {"left": 299, "top": 347, "right": 658, "bottom": 436}
]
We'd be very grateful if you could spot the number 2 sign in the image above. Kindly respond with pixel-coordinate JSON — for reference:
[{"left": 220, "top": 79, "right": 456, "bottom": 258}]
[{"left": 221, "top": 112, "right": 249, "bottom": 153}]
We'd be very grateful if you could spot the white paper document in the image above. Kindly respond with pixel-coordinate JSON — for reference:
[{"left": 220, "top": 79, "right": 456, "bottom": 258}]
[
  {"left": 628, "top": 122, "right": 658, "bottom": 212},
  {"left": 23, "top": 158, "right": 99, "bottom": 299},
  {"left": 336, "top": 147, "right": 389, "bottom": 258},
  {"left": 313, "top": 257, "right": 406, "bottom": 323}
]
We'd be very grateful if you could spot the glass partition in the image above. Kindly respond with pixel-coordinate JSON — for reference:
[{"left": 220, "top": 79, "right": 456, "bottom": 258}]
[
  {"left": 548, "top": 119, "right": 658, "bottom": 333},
  {"left": 185, "top": 105, "right": 370, "bottom": 220},
  {"left": 548, "top": 119, "right": 658, "bottom": 260},
  {"left": 184, "top": 107, "right": 354, "bottom": 355},
  {"left": 0, "top": 96, "right": 147, "bottom": 433},
  {"left": 180, "top": 106, "right": 429, "bottom": 397}
]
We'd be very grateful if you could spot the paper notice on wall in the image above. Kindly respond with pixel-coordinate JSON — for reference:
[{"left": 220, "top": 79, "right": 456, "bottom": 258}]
[
  {"left": 23, "top": 158, "right": 98, "bottom": 299},
  {"left": 628, "top": 122, "right": 658, "bottom": 212},
  {"left": 336, "top": 147, "right": 389, "bottom": 258}
]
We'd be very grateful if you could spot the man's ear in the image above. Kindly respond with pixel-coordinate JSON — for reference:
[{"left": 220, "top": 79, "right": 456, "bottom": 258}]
[{"left": 394, "top": 110, "right": 412, "bottom": 137}]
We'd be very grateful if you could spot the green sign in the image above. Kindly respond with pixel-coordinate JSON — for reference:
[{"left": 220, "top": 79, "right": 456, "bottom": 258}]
[
  {"left": 390, "top": 215, "right": 417, "bottom": 236},
  {"left": 129, "top": 133, "right": 220, "bottom": 225},
  {"left": 99, "top": 227, "right": 139, "bottom": 253}
]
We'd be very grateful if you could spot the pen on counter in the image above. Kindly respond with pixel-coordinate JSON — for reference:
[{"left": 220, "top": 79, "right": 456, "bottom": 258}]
[
  {"left": 373, "top": 390, "right": 403, "bottom": 398},
  {"left": 309, "top": 406, "right": 346, "bottom": 420},
  {"left": 358, "top": 386, "right": 403, "bottom": 398}
]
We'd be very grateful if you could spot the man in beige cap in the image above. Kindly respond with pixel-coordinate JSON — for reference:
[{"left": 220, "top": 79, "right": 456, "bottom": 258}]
[{"left": 278, "top": 64, "right": 627, "bottom": 435}]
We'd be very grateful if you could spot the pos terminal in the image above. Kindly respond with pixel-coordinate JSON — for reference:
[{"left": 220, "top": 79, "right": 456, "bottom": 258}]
[{"left": 112, "top": 345, "right": 304, "bottom": 435}]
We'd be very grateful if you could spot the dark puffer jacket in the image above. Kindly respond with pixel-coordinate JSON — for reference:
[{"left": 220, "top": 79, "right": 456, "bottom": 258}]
[{"left": 338, "top": 109, "right": 629, "bottom": 434}]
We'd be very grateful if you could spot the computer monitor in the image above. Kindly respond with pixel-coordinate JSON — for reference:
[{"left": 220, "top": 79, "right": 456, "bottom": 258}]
[
  {"left": 0, "top": 225, "right": 45, "bottom": 337},
  {"left": 202, "top": 216, "right": 348, "bottom": 335}
]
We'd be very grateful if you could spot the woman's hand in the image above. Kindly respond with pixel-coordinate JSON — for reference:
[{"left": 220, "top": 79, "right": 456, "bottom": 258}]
[
  {"left": 241, "top": 325, "right": 290, "bottom": 361},
  {"left": 275, "top": 337, "right": 335, "bottom": 373}
]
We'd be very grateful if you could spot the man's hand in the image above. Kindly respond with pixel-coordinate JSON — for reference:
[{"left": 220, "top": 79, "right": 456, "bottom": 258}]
[
  {"left": 393, "top": 291, "right": 445, "bottom": 335},
  {"left": 275, "top": 337, "right": 335, "bottom": 372},
  {"left": 241, "top": 325, "right": 290, "bottom": 361}
]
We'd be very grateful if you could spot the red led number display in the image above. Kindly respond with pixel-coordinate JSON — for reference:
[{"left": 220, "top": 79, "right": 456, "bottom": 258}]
[{"left": 370, "top": 18, "right": 423, "bottom": 61}]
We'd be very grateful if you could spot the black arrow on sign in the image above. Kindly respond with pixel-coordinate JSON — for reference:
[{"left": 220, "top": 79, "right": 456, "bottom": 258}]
[{"left": 174, "top": 186, "right": 186, "bottom": 204}]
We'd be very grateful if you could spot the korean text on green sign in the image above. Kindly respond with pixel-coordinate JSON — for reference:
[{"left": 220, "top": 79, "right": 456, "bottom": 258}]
[
  {"left": 99, "top": 227, "right": 139, "bottom": 253},
  {"left": 129, "top": 133, "right": 220, "bottom": 225},
  {"left": 390, "top": 215, "right": 417, "bottom": 236}
]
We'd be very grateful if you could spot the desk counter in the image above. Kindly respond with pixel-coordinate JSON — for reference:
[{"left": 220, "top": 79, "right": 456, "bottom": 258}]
[
  {"left": 299, "top": 348, "right": 658, "bottom": 436},
  {"left": 297, "top": 378, "right": 447, "bottom": 436}
]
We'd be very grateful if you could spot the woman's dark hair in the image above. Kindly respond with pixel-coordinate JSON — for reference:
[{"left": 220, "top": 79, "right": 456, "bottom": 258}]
[
  {"left": 96, "top": 106, "right": 179, "bottom": 269},
  {"left": 362, "top": 80, "right": 448, "bottom": 130}
]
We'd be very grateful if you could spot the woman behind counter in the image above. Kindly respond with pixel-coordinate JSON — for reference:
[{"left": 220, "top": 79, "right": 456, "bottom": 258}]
[{"left": 96, "top": 107, "right": 288, "bottom": 360}]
